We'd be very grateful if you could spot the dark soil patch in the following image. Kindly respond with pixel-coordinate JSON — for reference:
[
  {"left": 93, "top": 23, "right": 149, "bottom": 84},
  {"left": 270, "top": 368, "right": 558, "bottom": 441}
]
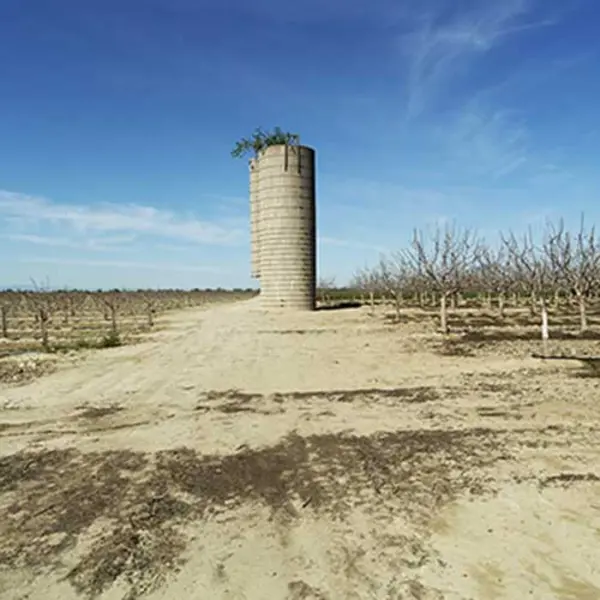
[
  {"left": 217, "top": 401, "right": 258, "bottom": 414},
  {"left": 256, "top": 329, "right": 335, "bottom": 335},
  {"left": 288, "top": 579, "right": 328, "bottom": 599},
  {"left": 437, "top": 340, "right": 478, "bottom": 357},
  {"left": 0, "top": 427, "right": 512, "bottom": 598},
  {"left": 198, "top": 389, "right": 262, "bottom": 403},
  {"left": 460, "top": 329, "right": 600, "bottom": 343},
  {"left": 317, "top": 301, "right": 361, "bottom": 311},
  {"left": 573, "top": 370, "right": 600, "bottom": 379},
  {"left": 195, "top": 389, "right": 263, "bottom": 413},
  {"left": 476, "top": 407, "right": 509, "bottom": 417},
  {"left": 3, "top": 423, "right": 584, "bottom": 599},
  {"left": 76, "top": 404, "right": 125, "bottom": 419},
  {"left": 475, "top": 381, "right": 522, "bottom": 395},
  {"left": 573, "top": 359, "right": 600, "bottom": 378},
  {"left": 272, "top": 387, "right": 442, "bottom": 404},
  {"left": 540, "top": 472, "right": 600, "bottom": 488},
  {"left": 195, "top": 387, "right": 443, "bottom": 413},
  {"left": 475, "top": 407, "right": 523, "bottom": 420}
]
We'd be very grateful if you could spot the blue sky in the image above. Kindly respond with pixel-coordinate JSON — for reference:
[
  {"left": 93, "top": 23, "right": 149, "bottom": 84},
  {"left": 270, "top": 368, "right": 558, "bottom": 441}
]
[{"left": 1, "top": 0, "right": 599, "bottom": 289}]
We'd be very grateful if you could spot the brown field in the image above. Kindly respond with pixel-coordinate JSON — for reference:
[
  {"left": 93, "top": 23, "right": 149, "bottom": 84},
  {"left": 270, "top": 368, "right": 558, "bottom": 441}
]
[
  {"left": 1, "top": 295, "right": 600, "bottom": 599},
  {"left": 0, "top": 290, "right": 253, "bottom": 384}
]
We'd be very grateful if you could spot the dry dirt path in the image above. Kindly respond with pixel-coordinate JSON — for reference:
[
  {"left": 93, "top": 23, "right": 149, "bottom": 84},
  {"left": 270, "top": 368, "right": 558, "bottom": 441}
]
[{"left": 1, "top": 299, "right": 600, "bottom": 599}]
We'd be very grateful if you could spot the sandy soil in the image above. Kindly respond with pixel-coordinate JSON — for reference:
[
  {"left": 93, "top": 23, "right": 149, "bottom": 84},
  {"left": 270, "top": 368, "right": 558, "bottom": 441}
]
[{"left": 1, "top": 298, "right": 600, "bottom": 599}]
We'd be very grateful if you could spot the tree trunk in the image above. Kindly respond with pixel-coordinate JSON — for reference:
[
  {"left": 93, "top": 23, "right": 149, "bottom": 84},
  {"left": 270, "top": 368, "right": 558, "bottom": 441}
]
[
  {"left": 529, "top": 291, "right": 537, "bottom": 317},
  {"left": 578, "top": 295, "right": 588, "bottom": 332},
  {"left": 394, "top": 293, "right": 401, "bottom": 321},
  {"left": 369, "top": 291, "right": 375, "bottom": 315},
  {"left": 440, "top": 294, "right": 449, "bottom": 334},
  {"left": 110, "top": 306, "right": 118, "bottom": 334},
  {"left": 553, "top": 289, "right": 561, "bottom": 309},
  {"left": 147, "top": 306, "right": 154, "bottom": 328},
  {"left": 1, "top": 306, "right": 7, "bottom": 338},
  {"left": 498, "top": 292, "right": 506, "bottom": 318},
  {"left": 486, "top": 292, "right": 493, "bottom": 310},
  {"left": 450, "top": 293, "right": 457, "bottom": 311},
  {"left": 39, "top": 307, "right": 49, "bottom": 352}
]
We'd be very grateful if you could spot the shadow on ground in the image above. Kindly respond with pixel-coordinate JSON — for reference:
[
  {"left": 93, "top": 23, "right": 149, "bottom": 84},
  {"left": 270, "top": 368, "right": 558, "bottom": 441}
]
[{"left": 0, "top": 426, "right": 522, "bottom": 599}]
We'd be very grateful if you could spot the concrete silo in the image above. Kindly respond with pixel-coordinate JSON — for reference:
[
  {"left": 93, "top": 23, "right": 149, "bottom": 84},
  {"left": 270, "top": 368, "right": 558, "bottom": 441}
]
[
  {"left": 249, "top": 157, "right": 260, "bottom": 279},
  {"left": 255, "top": 144, "right": 316, "bottom": 310}
]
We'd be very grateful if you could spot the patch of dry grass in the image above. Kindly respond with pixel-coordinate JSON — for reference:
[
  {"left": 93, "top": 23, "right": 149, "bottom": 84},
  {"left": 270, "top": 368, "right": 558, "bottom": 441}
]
[{"left": 0, "top": 426, "right": 513, "bottom": 598}]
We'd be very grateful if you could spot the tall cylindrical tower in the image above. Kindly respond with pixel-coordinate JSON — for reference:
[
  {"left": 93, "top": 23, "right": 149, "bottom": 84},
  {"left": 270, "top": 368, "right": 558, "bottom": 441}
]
[
  {"left": 249, "top": 157, "right": 261, "bottom": 279},
  {"left": 257, "top": 144, "right": 316, "bottom": 310}
]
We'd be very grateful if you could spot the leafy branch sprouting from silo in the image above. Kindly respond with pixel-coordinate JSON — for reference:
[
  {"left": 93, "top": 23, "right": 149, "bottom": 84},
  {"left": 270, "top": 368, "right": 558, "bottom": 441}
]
[{"left": 231, "top": 127, "right": 300, "bottom": 159}]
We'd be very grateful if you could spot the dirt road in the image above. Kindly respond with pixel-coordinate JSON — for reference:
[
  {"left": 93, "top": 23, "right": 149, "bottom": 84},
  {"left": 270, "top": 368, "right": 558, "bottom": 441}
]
[{"left": 1, "top": 299, "right": 600, "bottom": 599}]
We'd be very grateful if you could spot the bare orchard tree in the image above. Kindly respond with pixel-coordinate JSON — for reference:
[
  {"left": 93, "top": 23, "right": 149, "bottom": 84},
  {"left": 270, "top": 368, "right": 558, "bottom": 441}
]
[
  {"left": 95, "top": 290, "right": 122, "bottom": 337},
  {"left": 403, "top": 224, "right": 481, "bottom": 333},
  {"left": 477, "top": 245, "right": 514, "bottom": 317},
  {"left": 141, "top": 291, "right": 157, "bottom": 328},
  {"left": 377, "top": 254, "right": 411, "bottom": 321},
  {"left": 317, "top": 276, "right": 337, "bottom": 306},
  {"left": 502, "top": 227, "right": 557, "bottom": 355},
  {"left": 501, "top": 228, "right": 554, "bottom": 316},
  {"left": 350, "top": 267, "right": 381, "bottom": 314},
  {"left": 24, "top": 292, "right": 52, "bottom": 351},
  {"left": 545, "top": 216, "right": 600, "bottom": 332},
  {"left": 0, "top": 291, "right": 17, "bottom": 338}
]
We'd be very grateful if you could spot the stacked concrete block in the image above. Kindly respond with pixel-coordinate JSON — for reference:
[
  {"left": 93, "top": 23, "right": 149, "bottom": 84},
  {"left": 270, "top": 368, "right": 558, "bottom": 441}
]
[
  {"left": 249, "top": 144, "right": 316, "bottom": 311},
  {"left": 249, "top": 157, "right": 260, "bottom": 279}
]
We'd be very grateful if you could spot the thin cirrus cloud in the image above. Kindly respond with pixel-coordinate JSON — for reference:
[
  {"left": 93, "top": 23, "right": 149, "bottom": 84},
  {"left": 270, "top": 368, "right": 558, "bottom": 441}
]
[
  {"left": 0, "top": 190, "right": 244, "bottom": 247},
  {"left": 437, "top": 104, "right": 530, "bottom": 179},
  {"left": 401, "top": 0, "right": 557, "bottom": 118},
  {"left": 4, "top": 233, "right": 137, "bottom": 251},
  {"left": 17, "top": 256, "right": 222, "bottom": 273}
]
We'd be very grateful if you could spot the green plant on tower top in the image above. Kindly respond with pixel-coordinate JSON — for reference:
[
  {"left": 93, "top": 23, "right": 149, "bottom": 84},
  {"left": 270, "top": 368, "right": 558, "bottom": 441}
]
[{"left": 231, "top": 127, "right": 300, "bottom": 159}]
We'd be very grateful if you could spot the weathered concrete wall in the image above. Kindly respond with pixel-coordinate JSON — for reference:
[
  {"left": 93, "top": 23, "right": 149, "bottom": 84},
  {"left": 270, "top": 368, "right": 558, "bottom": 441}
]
[
  {"left": 256, "top": 144, "right": 316, "bottom": 311},
  {"left": 249, "top": 157, "right": 260, "bottom": 279}
]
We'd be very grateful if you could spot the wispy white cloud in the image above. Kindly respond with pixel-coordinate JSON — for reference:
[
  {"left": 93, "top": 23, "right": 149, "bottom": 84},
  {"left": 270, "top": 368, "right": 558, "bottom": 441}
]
[
  {"left": 402, "top": 0, "right": 555, "bottom": 117},
  {"left": 3, "top": 232, "right": 137, "bottom": 251},
  {"left": 17, "top": 256, "right": 222, "bottom": 273},
  {"left": 151, "top": 0, "right": 405, "bottom": 26},
  {"left": 437, "top": 103, "right": 529, "bottom": 178},
  {"left": 320, "top": 176, "right": 464, "bottom": 221},
  {"left": 0, "top": 190, "right": 243, "bottom": 246}
]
